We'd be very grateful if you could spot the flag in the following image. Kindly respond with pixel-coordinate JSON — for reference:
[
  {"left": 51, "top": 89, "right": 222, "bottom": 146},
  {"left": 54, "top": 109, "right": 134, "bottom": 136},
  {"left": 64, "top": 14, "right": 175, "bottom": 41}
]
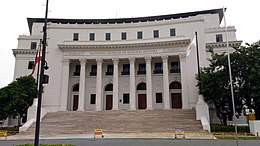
[
  {"left": 186, "top": 36, "right": 196, "bottom": 58},
  {"left": 30, "top": 48, "right": 42, "bottom": 76}
]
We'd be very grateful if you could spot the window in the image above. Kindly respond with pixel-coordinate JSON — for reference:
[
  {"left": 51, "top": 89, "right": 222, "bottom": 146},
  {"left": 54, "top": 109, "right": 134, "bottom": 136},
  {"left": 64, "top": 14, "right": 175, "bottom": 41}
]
[
  {"left": 169, "top": 81, "right": 182, "bottom": 89},
  {"left": 156, "top": 93, "right": 163, "bottom": 103},
  {"left": 137, "top": 82, "right": 146, "bottom": 90},
  {"left": 170, "top": 28, "right": 176, "bottom": 37},
  {"left": 123, "top": 93, "right": 129, "bottom": 104},
  {"left": 121, "top": 64, "right": 130, "bottom": 75},
  {"left": 73, "top": 33, "right": 79, "bottom": 41},
  {"left": 106, "top": 65, "right": 113, "bottom": 75},
  {"left": 90, "top": 33, "right": 95, "bottom": 41},
  {"left": 90, "top": 94, "right": 96, "bottom": 104},
  {"left": 170, "top": 62, "right": 180, "bottom": 73},
  {"left": 137, "top": 31, "right": 143, "bottom": 39},
  {"left": 105, "top": 33, "right": 111, "bottom": 41},
  {"left": 28, "top": 61, "right": 34, "bottom": 69},
  {"left": 121, "top": 32, "right": 127, "bottom": 40},
  {"left": 154, "top": 63, "right": 163, "bottom": 74},
  {"left": 73, "top": 84, "right": 79, "bottom": 91},
  {"left": 105, "top": 83, "right": 113, "bottom": 91},
  {"left": 153, "top": 30, "right": 159, "bottom": 38},
  {"left": 30, "top": 42, "right": 37, "bottom": 49},
  {"left": 138, "top": 63, "right": 146, "bottom": 74},
  {"left": 74, "top": 65, "right": 80, "bottom": 76},
  {"left": 90, "top": 65, "right": 97, "bottom": 76},
  {"left": 216, "top": 34, "right": 223, "bottom": 42}
]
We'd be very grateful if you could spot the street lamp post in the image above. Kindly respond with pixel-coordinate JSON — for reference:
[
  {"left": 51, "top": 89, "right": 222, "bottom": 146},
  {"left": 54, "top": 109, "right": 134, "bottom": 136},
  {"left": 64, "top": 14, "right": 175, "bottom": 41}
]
[{"left": 34, "top": 0, "right": 49, "bottom": 146}]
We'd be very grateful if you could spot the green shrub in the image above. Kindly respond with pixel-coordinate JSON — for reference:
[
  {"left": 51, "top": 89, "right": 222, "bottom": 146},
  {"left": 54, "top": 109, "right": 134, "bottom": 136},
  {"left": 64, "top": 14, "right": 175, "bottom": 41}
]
[
  {"left": 0, "top": 126, "right": 19, "bottom": 135},
  {"left": 211, "top": 124, "right": 250, "bottom": 133}
]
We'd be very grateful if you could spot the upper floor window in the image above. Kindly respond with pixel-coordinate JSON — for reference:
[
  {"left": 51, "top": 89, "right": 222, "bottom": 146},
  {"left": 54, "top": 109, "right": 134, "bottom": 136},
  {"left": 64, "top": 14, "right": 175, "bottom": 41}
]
[
  {"left": 137, "top": 31, "right": 143, "bottom": 39},
  {"left": 90, "top": 65, "right": 97, "bottom": 76},
  {"left": 216, "top": 34, "right": 223, "bottom": 42},
  {"left": 30, "top": 42, "right": 37, "bottom": 49},
  {"left": 73, "top": 33, "right": 79, "bottom": 41},
  {"left": 170, "top": 62, "right": 180, "bottom": 73},
  {"left": 121, "top": 64, "right": 130, "bottom": 75},
  {"left": 90, "top": 33, "right": 95, "bottom": 41},
  {"left": 105, "top": 33, "right": 111, "bottom": 41},
  {"left": 106, "top": 65, "right": 114, "bottom": 75},
  {"left": 74, "top": 65, "right": 80, "bottom": 76},
  {"left": 138, "top": 63, "right": 146, "bottom": 74},
  {"left": 121, "top": 32, "right": 127, "bottom": 40},
  {"left": 153, "top": 30, "right": 159, "bottom": 38},
  {"left": 154, "top": 63, "right": 163, "bottom": 74},
  {"left": 170, "top": 28, "right": 176, "bottom": 37},
  {"left": 28, "top": 61, "right": 34, "bottom": 69}
]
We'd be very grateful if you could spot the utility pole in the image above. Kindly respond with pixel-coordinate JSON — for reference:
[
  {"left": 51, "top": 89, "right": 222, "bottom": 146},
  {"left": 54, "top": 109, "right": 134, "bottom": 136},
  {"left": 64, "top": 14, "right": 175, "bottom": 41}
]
[{"left": 34, "top": 0, "right": 49, "bottom": 145}]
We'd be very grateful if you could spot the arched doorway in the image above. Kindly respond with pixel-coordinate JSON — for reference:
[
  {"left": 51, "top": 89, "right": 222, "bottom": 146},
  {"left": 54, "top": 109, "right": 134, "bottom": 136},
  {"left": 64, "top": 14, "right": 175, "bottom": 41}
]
[
  {"left": 72, "top": 83, "right": 79, "bottom": 111},
  {"left": 105, "top": 83, "right": 113, "bottom": 110},
  {"left": 169, "top": 81, "right": 182, "bottom": 109},
  {"left": 137, "top": 82, "right": 147, "bottom": 109}
]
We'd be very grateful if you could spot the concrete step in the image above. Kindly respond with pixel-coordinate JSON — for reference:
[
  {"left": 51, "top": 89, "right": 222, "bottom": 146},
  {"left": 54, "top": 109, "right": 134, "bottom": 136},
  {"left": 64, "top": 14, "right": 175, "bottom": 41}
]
[{"left": 21, "top": 109, "right": 203, "bottom": 135}]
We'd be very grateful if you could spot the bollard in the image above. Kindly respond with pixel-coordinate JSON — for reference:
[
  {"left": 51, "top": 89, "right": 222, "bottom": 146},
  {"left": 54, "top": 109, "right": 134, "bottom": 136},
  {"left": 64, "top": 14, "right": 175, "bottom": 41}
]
[
  {"left": 257, "top": 132, "right": 259, "bottom": 139},
  {"left": 244, "top": 132, "right": 247, "bottom": 139}
]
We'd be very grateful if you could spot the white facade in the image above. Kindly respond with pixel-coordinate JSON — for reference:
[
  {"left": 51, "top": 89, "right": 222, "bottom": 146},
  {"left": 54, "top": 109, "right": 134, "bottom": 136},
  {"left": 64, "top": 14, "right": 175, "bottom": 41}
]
[{"left": 13, "top": 8, "right": 242, "bottom": 113}]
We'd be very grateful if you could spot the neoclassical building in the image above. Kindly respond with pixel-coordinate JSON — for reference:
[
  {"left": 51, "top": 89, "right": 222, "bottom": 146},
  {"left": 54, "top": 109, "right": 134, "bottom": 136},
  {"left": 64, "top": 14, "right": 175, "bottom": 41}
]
[{"left": 13, "top": 8, "right": 242, "bottom": 114}]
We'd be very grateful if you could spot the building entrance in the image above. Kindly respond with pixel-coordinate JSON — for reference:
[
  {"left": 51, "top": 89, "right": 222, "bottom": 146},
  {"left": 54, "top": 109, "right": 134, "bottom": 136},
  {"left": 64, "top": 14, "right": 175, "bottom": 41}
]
[
  {"left": 171, "top": 93, "right": 182, "bottom": 109},
  {"left": 73, "top": 95, "right": 79, "bottom": 111},
  {"left": 138, "top": 94, "right": 147, "bottom": 109},
  {"left": 106, "top": 95, "right": 113, "bottom": 110}
]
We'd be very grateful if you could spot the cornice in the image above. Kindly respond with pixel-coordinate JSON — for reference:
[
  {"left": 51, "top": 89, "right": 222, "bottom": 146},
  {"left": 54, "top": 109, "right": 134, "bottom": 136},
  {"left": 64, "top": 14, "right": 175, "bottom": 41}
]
[
  {"left": 206, "top": 41, "right": 242, "bottom": 48},
  {"left": 58, "top": 39, "right": 190, "bottom": 51},
  {"left": 12, "top": 49, "right": 36, "bottom": 56}
]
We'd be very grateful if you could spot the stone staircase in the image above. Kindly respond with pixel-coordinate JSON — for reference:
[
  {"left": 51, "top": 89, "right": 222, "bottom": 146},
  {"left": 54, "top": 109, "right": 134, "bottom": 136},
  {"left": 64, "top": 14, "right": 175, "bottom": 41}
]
[{"left": 20, "top": 109, "right": 203, "bottom": 135}]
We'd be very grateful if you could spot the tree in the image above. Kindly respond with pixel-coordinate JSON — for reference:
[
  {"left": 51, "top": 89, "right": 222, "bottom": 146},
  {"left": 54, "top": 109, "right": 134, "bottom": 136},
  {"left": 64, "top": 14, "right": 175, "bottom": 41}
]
[
  {"left": 0, "top": 76, "right": 36, "bottom": 125},
  {"left": 198, "top": 41, "right": 260, "bottom": 125},
  {"left": 232, "top": 41, "right": 260, "bottom": 119},
  {"left": 198, "top": 50, "right": 241, "bottom": 125}
]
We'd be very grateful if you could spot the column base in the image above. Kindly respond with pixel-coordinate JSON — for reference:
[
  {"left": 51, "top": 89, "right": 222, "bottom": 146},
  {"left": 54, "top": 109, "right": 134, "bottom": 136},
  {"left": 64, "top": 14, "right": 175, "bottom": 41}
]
[
  {"left": 146, "top": 107, "right": 153, "bottom": 110},
  {"left": 112, "top": 108, "right": 119, "bottom": 111},
  {"left": 164, "top": 107, "right": 171, "bottom": 110},
  {"left": 182, "top": 105, "right": 190, "bottom": 109},
  {"left": 77, "top": 108, "right": 85, "bottom": 111},
  {"left": 130, "top": 107, "right": 136, "bottom": 110},
  {"left": 96, "top": 108, "right": 102, "bottom": 111}
]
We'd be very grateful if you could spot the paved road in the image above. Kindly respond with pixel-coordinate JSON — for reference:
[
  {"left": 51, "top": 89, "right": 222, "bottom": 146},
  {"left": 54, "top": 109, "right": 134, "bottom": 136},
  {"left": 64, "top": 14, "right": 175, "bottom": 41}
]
[{"left": 1, "top": 139, "right": 259, "bottom": 146}]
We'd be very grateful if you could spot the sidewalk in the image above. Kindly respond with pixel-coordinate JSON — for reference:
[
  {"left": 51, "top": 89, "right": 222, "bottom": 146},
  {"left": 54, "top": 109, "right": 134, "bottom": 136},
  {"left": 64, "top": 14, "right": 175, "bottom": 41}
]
[{"left": 6, "top": 132, "right": 213, "bottom": 140}]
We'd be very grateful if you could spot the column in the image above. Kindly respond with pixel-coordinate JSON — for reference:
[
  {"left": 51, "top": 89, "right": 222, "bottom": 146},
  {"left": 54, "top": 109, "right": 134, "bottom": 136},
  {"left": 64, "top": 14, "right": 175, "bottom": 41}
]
[
  {"left": 60, "top": 59, "right": 70, "bottom": 111},
  {"left": 129, "top": 57, "right": 136, "bottom": 110},
  {"left": 145, "top": 56, "right": 153, "bottom": 110},
  {"left": 78, "top": 58, "right": 86, "bottom": 111},
  {"left": 179, "top": 54, "right": 190, "bottom": 109},
  {"left": 162, "top": 56, "right": 170, "bottom": 109},
  {"left": 96, "top": 58, "right": 103, "bottom": 111},
  {"left": 112, "top": 58, "right": 119, "bottom": 110}
]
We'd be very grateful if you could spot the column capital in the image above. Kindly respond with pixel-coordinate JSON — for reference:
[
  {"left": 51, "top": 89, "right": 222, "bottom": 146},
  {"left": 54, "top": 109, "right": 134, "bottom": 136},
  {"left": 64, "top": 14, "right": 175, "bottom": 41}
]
[
  {"left": 62, "top": 58, "right": 70, "bottom": 65},
  {"left": 129, "top": 57, "right": 135, "bottom": 63},
  {"left": 112, "top": 58, "right": 119, "bottom": 64},
  {"left": 79, "top": 58, "right": 87, "bottom": 65},
  {"left": 179, "top": 54, "right": 186, "bottom": 62},
  {"left": 161, "top": 55, "right": 168, "bottom": 62},
  {"left": 145, "top": 56, "right": 152, "bottom": 62},
  {"left": 96, "top": 58, "right": 103, "bottom": 64}
]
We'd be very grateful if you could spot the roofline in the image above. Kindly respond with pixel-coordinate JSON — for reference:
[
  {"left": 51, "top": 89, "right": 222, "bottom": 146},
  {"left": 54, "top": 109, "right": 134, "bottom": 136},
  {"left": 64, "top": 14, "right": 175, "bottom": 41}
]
[{"left": 27, "top": 8, "right": 225, "bottom": 34}]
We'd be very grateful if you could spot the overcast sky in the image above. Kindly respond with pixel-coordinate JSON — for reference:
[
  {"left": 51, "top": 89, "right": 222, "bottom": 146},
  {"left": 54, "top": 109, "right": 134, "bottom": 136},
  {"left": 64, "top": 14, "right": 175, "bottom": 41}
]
[{"left": 0, "top": 0, "right": 259, "bottom": 88}]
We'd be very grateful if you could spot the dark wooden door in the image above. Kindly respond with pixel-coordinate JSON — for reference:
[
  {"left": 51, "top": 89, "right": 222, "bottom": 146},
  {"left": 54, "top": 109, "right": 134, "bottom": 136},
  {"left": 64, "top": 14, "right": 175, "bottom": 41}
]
[
  {"left": 171, "top": 93, "right": 182, "bottom": 109},
  {"left": 106, "top": 95, "right": 113, "bottom": 110},
  {"left": 138, "top": 94, "right": 147, "bottom": 109},
  {"left": 73, "top": 95, "right": 79, "bottom": 111}
]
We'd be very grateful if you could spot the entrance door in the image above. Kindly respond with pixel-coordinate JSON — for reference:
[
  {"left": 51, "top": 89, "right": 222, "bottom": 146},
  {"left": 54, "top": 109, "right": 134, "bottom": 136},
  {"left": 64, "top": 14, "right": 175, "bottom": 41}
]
[
  {"left": 138, "top": 94, "right": 147, "bottom": 109},
  {"left": 106, "top": 95, "right": 113, "bottom": 110},
  {"left": 73, "top": 95, "right": 79, "bottom": 111},
  {"left": 171, "top": 93, "right": 182, "bottom": 109}
]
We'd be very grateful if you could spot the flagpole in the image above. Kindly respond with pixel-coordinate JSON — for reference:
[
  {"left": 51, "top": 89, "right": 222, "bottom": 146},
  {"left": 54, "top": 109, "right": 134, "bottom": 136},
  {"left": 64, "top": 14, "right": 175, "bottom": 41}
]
[
  {"left": 195, "top": 31, "right": 201, "bottom": 94},
  {"left": 36, "top": 39, "right": 42, "bottom": 91},
  {"left": 223, "top": 7, "right": 239, "bottom": 146},
  {"left": 34, "top": 0, "right": 49, "bottom": 145}
]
